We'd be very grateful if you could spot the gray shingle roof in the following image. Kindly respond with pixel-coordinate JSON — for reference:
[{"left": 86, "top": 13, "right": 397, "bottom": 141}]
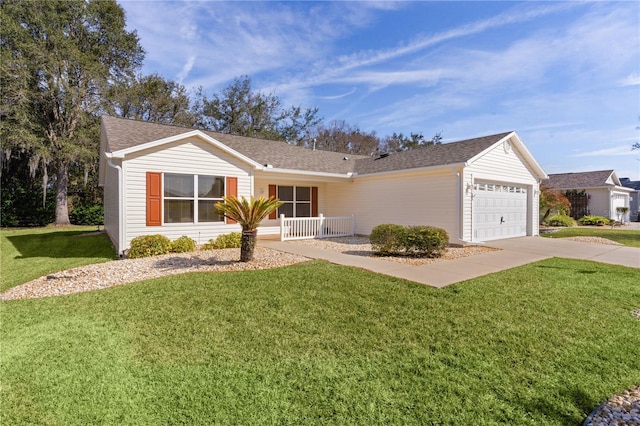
[
  {"left": 620, "top": 178, "right": 640, "bottom": 191},
  {"left": 546, "top": 170, "right": 615, "bottom": 189},
  {"left": 353, "top": 132, "right": 512, "bottom": 174},
  {"left": 101, "top": 116, "right": 513, "bottom": 176}
]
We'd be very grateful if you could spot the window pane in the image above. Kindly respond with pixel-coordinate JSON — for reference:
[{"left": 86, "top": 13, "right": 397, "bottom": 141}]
[
  {"left": 296, "top": 186, "right": 311, "bottom": 201},
  {"left": 164, "top": 200, "right": 193, "bottom": 223},
  {"left": 198, "top": 200, "right": 224, "bottom": 222},
  {"left": 165, "top": 174, "right": 193, "bottom": 197},
  {"left": 199, "top": 176, "right": 224, "bottom": 198},
  {"left": 278, "top": 186, "right": 293, "bottom": 201},
  {"left": 296, "top": 203, "right": 311, "bottom": 217},
  {"left": 279, "top": 203, "right": 293, "bottom": 217}
]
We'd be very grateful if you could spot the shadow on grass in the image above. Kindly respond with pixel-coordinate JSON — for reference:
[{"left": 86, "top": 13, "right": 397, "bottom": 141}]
[
  {"left": 6, "top": 230, "right": 116, "bottom": 259},
  {"left": 524, "top": 386, "right": 599, "bottom": 426}
]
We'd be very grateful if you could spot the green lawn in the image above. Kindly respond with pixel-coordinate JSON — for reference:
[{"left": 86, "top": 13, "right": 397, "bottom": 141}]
[
  {"left": 2, "top": 255, "right": 639, "bottom": 425},
  {"left": 541, "top": 227, "right": 640, "bottom": 247},
  {"left": 0, "top": 227, "right": 118, "bottom": 291}
]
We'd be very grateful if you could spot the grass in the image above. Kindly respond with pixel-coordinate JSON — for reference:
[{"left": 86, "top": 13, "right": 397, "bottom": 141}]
[
  {"left": 541, "top": 226, "right": 640, "bottom": 247},
  {"left": 0, "top": 227, "right": 118, "bottom": 291},
  {"left": 2, "top": 251, "right": 639, "bottom": 424}
]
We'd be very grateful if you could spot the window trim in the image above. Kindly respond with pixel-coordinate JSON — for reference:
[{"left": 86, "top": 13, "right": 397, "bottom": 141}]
[
  {"left": 163, "top": 173, "right": 226, "bottom": 224},
  {"left": 276, "top": 185, "right": 313, "bottom": 218}
]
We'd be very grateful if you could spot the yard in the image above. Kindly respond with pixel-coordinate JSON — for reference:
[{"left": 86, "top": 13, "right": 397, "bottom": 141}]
[
  {"left": 541, "top": 227, "right": 640, "bottom": 248},
  {"left": 2, "top": 228, "right": 639, "bottom": 425}
]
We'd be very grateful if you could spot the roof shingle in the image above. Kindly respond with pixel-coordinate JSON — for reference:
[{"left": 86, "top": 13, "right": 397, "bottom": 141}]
[
  {"left": 546, "top": 170, "right": 615, "bottom": 189},
  {"left": 101, "top": 116, "right": 513, "bottom": 176}
]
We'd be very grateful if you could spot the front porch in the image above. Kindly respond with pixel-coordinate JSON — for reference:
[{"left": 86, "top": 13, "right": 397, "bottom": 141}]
[{"left": 258, "top": 214, "right": 356, "bottom": 241}]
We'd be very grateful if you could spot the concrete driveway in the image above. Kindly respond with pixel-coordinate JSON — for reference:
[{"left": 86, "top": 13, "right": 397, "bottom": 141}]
[
  {"left": 263, "top": 235, "right": 639, "bottom": 288},
  {"left": 487, "top": 236, "right": 640, "bottom": 269}
]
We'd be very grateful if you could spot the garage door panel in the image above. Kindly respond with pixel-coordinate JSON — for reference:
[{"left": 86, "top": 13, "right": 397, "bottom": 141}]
[{"left": 474, "top": 182, "right": 527, "bottom": 241}]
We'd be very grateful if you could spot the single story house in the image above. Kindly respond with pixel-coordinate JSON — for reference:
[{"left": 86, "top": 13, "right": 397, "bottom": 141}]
[
  {"left": 546, "top": 170, "right": 633, "bottom": 222},
  {"left": 620, "top": 177, "right": 640, "bottom": 221},
  {"left": 99, "top": 116, "right": 548, "bottom": 254}
]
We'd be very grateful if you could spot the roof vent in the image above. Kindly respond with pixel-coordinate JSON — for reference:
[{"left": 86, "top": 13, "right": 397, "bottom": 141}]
[
  {"left": 343, "top": 157, "right": 349, "bottom": 160},
  {"left": 264, "top": 164, "right": 273, "bottom": 168}
]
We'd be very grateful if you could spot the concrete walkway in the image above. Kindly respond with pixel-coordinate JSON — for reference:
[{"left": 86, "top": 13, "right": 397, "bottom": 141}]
[{"left": 261, "top": 236, "right": 640, "bottom": 288}]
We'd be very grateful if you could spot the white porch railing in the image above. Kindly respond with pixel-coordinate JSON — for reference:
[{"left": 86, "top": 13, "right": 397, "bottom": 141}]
[{"left": 280, "top": 214, "right": 355, "bottom": 241}]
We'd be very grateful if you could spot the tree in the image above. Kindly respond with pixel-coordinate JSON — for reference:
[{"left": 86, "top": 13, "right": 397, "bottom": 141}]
[
  {"left": 215, "top": 196, "right": 283, "bottom": 262},
  {"left": 0, "top": 0, "right": 143, "bottom": 225},
  {"left": 197, "top": 76, "right": 320, "bottom": 143},
  {"left": 105, "top": 73, "right": 198, "bottom": 126},
  {"left": 539, "top": 184, "right": 570, "bottom": 223},
  {"left": 381, "top": 132, "right": 443, "bottom": 152},
  {"left": 312, "top": 120, "right": 380, "bottom": 155}
]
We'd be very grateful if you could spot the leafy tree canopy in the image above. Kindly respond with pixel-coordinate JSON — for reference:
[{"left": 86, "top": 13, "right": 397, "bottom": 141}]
[
  {"left": 196, "top": 76, "right": 321, "bottom": 143},
  {"left": 105, "top": 73, "right": 197, "bottom": 126},
  {"left": 0, "top": 0, "right": 144, "bottom": 225}
]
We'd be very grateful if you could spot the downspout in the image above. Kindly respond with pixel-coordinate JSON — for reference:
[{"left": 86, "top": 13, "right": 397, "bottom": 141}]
[
  {"left": 454, "top": 169, "right": 462, "bottom": 242},
  {"left": 454, "top": 167, "right": 476, "bottom": 245},
  {"left": 106, "top": 157, "right": 124, "bottom": 256}
]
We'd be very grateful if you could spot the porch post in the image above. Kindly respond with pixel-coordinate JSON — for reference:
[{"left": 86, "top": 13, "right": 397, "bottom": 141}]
[
  {"left": 280, "top": 214, "right": 285, "bottom": 241},
  {"left": 351, "top": 214, "right": 356, "bottom": 236},
  {"left": 319, "top": 213, "right": 324, "bottom": 238}
]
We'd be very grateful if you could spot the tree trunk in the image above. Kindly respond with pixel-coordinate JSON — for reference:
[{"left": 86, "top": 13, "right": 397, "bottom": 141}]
[
  {"left": 240, "top": 228, "right": 257, "bottom": 262},
  {"left": 54, "top": 159, "right": 71, "bottom": 226}
]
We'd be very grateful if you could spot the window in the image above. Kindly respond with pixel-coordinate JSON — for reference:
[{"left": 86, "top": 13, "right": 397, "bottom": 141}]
[
  {"left": 164, "top": 174, "right": 225, "bottom": 223},
  {"left": 277, "top": 185, "right": 311, "bottom": 217}
]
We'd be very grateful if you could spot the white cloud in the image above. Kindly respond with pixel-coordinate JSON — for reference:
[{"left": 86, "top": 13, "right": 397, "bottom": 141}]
[
  {"left": 619, "top": 73, "right": 640, "bottom": 87},
  {"left": 572, "top": 146, "right": 639, "bottom": 157},
  {"left": 317, "top": 87, "right": 358, "bottom": 100}
]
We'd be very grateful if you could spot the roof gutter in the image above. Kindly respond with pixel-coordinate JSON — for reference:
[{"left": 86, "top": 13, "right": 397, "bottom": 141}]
[
  {"left": 256, "top": 166, "right": 355, "bottom": 179},
  {"left": 351, "top": 162, "right": 468, "bottom": 179}
]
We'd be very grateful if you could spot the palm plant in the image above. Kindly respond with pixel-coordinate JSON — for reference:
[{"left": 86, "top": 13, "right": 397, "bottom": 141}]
[{"left": 215, "top": 196, "right": 283, "bottom": 262}]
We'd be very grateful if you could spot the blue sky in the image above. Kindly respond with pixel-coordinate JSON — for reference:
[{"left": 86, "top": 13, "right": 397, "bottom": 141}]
[{"left": 119, "top": 1, "right": 640, "bottom": 180}]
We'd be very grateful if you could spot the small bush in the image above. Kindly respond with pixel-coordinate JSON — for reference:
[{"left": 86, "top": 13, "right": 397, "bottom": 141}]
[
  {"left": 370, "top": 224, "right": 406, "bottom": 255},
  {"left": 70, "top": 205, "right": 104, "bottom": 226},
  {"left": 128, "top": 234, "right": 172, "bottom": 258},
  {"left": 578, "top": 215, "right": 612, "bottom": 226},
  {"left": 370, "top": 224, "right": 449, "bottom": 258},
  {"left": 545, "top": 214, "right": 576, "bottom": 227},
  {"left": 403, "top": 225, "right": 449, "bottom": 257},
  {"left": 214, "top": 232, "right": 242, "bottom": 249},
  {"left": 171, "top": 236, "right": 196, "bottom": 253},
  {"left": 200, "top": 239, "right": 217, "bottom": 250}
]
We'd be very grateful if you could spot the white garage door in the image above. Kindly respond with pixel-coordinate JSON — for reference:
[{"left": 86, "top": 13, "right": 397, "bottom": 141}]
[{"left": 473, "top": 182, "right": 527, "bottom": 241}]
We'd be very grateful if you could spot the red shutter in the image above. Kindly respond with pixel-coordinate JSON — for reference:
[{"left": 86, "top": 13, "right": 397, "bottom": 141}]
[
  {"left": 226, "top": 177, "right": 238, "bottom": 224},
  {"left": 146, "top": 172, "right": 162, "bottom": 226},
  {"left": 268, "top": 184, "right": 277, "bottom": 219},
  {"left": 311, "top": 186, "right": 318, "bottom": 217}
]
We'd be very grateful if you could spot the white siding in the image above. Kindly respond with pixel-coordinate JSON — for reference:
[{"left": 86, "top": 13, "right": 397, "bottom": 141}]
[
  {"left": 326, "top": 170, "right": 459, "bottom": 241},
  {"left": 586, "top": 189, "right": 611, "bottom": 218},
  {"left": 253, "top": 177, "right": 327, "bottom": 233},
  {"left": 463, "top": 141, "right": 540, "bottom": 241},
  {"left": 121, "top": 137, "right": 252, "bottom": 251}
]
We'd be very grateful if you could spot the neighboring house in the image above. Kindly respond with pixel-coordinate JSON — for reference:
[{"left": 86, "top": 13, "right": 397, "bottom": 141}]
[
  {"left": 620, "top": 178, "right": 640, "bottom": 221},
  {"left": 99, "top": 116, "right": 548, "bottom": 254},
  {"left": 546, "top": 170, "right": 633, "bottom": 222}
]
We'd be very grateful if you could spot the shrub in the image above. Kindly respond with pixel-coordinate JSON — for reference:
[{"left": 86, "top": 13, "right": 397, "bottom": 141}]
[
  {"left": 370, "top": 224, "right": 406, "bottom": 255},
  {"left": 214, "top": 232, "right": 242, "bottom": 249},
  {"left": 370, "top": 224, "right": 449, "bottom": 258},
  {"left": 200, "top": 239, "right": 217, "bottom": 250},
  {"left": 69, "top": 205, "right": 104, "bottom": 226},
  {"left": 578, "top": 215, "right": 612, "bottom": 226},
  {"left": 171, "top": 236, "right": 196, "bottom": 253},
  {"left": 403, "top": 225, "right": 449, "bottom": 257},
  {"left": 544, "top": 214, "right": 576, "bottom": 227},
  {"left": 128, "top": 234, "right": 172, "bottom": 258}
]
